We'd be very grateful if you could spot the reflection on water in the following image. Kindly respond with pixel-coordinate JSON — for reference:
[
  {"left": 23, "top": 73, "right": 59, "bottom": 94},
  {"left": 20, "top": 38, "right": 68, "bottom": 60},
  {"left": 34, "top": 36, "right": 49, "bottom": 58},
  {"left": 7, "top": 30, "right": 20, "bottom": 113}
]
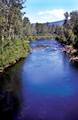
[{"left": 0, "top": 62, "right": 22, "bottom": 120}]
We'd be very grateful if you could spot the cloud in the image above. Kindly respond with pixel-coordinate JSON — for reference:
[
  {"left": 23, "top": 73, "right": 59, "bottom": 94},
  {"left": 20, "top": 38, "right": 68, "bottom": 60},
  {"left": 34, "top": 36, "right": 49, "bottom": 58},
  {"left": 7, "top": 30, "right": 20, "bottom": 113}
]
[{"left": 28, "top": 9, "right": 65, "bottom": 23}]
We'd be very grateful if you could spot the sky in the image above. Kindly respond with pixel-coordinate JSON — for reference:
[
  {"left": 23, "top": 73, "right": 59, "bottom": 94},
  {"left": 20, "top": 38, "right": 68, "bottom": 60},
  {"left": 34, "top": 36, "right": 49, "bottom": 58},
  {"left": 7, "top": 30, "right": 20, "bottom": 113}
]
[{"left": 24, "top": 0, "right": 78, "bottom": 23}]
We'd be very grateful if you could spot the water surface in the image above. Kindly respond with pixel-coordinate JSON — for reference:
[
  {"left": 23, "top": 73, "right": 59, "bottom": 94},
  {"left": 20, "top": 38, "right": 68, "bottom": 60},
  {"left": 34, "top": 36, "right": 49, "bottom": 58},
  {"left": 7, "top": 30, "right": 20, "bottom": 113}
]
[{"left": 16, "top": 40, "right": 78, "bottom": 120}]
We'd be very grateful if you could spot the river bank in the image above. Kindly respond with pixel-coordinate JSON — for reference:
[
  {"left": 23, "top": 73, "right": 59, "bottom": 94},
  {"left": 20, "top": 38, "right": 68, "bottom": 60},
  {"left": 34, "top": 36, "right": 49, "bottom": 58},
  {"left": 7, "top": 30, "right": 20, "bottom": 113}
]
[
  {"left": 63, "top": 45, "right": 78, "bottom": 63},
  {"left": 0, "top": 35, "right": 53, "bottom": 73},
  {"left": 0, "top": 38, "right": 31, "bottom": 73},
  {"left": 55, "top": 36, "right": 78, "bottom": 64},
  {"left": 34, "top": 35, "right": 53, "bottom": 40}
]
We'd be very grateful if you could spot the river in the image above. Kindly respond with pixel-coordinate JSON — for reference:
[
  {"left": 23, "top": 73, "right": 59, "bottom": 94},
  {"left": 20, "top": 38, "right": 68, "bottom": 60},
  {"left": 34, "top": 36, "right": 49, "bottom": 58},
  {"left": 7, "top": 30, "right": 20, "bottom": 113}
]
[{"left": 1, "top": 39, "right": 78, "bottom": 120}]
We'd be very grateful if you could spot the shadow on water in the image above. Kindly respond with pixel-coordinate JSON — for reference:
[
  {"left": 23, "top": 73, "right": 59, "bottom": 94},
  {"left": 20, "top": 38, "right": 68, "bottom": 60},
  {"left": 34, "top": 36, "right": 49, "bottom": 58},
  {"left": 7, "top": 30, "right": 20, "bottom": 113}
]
[
  {"left": 65, "top": 107, "right": 78, "bottom": 120},
  {"left": 0, "top": 61, "right": 23, "bottom": 120}
]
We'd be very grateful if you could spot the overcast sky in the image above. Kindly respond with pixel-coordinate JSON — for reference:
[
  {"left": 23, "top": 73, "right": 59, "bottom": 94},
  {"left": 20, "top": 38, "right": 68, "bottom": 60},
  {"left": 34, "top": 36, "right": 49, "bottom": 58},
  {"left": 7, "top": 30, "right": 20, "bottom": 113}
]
[{"left": 24, "top": 0, "right": 78, "bottom": 23}]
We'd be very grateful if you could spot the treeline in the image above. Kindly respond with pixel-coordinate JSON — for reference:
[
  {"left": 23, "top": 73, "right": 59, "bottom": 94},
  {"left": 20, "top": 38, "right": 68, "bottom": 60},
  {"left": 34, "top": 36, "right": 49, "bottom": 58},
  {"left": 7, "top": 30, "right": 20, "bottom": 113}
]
[
  {"left": 32, "top": 23, "right": 56, "bottom": 40},
  {"left": 55, "top": 11, "right": 78, "bottom": 49},
  {"left": 33, "top": 23, "right": 54, "bottom": 35},
  {"left": 0, "top": 0, "right": 34, "bottom": 71}
]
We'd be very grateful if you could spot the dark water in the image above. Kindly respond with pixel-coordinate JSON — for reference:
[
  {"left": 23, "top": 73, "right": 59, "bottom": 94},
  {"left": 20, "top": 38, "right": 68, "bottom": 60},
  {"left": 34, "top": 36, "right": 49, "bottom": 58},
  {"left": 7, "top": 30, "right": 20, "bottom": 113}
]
[
  {"left": 0, "top": 60, "right": 23, "bottom": 120},
  {"left": 14, "top": 39, "right": 78, "bottom": 120}
]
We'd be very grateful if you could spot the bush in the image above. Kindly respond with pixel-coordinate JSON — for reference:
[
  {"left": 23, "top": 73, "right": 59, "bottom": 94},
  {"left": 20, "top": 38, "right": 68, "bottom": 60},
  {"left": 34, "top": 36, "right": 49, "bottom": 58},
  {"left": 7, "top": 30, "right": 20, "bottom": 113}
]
[
  {"left": 0, "top": 38, "right": 30, "bottom": 70},
  {"left": 73, "top": 37, "right": 78, "bottom": 49}
]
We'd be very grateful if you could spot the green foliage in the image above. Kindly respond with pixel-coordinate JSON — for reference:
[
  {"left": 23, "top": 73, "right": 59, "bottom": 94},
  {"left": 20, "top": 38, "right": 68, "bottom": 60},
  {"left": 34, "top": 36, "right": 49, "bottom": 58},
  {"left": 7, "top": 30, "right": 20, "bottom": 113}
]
[
  {"left": 23, "top": 17, "right": 32, "bottom": 36},
  {"left": 0, "top": 0, "right": 31, "bottom": 71},
  {"left": 35, "top": 23, "right": 54, "bottom": 36},
  {"left": 55, "top": 10, "right": 78, "bottom": 48},
  {"left": 0, "top": 39, "right": 30, "bottom": 70}
]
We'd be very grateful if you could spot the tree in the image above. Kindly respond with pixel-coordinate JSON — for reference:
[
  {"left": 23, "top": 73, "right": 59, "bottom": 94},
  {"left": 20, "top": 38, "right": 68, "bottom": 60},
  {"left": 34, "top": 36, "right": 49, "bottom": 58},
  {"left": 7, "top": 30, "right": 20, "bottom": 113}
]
[
  {"left": 23, "top": 17, "right": 32, "bottom": 36},
  {"left": 70, "top": 11, "right": 78, "bottom": 48},
  {"left": 0, "top": 0, "right": 31, "bottom": 69}
]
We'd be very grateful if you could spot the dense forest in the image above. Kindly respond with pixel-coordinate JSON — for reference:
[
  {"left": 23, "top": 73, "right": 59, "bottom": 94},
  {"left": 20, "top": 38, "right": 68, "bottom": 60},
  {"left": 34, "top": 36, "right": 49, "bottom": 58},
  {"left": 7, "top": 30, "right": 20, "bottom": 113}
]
[
  {"left": 0, "top": 0, "right": 32, "bottom": 71},
  {"left": 0, "top": 0, "right": 78, "bottom": 71}
]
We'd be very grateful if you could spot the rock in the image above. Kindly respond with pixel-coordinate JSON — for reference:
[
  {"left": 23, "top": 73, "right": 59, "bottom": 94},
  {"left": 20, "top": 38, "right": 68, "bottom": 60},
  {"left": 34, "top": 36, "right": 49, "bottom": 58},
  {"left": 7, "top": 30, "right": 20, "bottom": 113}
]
[
  {"left": 62, "top": 45, "right": 78, "bottom": 64},
  {"left": 70, "top": 57, "right": 78, "bottom": 63}
]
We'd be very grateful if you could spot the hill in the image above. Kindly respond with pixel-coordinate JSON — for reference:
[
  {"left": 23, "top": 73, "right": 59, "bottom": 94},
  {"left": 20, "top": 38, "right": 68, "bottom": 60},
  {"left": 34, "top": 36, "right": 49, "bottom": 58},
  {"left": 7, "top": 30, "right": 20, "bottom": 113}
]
[
  {"left": 47, "top": 20, "right": 64, "bottom": 26},
  {"left": 32, "top": 20, "right": 64, "bottom": 26}
]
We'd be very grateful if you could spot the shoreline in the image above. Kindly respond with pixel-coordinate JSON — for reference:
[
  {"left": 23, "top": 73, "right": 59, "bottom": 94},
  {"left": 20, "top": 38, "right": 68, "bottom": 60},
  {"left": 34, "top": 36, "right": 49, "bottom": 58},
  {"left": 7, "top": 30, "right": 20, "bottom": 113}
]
[
  {"left": 0, "top": 54, "right": 29, "bottom": 74},
  {"left": 0, "top": 57, "right": 25, "bottom": 73},
  {"left": 63, "top": 45, "right": 78, "bottom": 63},
  {"left": 0, "top": 59, "right": 23, "bottom": 78},
  {"left": 0, "top": 36, "right": 53, "bottom": 73}
]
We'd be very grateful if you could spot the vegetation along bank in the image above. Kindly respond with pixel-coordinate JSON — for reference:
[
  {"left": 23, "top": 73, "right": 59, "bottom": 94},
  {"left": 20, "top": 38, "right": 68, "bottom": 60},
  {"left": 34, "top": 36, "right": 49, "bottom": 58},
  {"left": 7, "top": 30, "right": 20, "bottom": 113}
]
[{"left": 55, "top": 11, "right": 78, "bottom": 63}]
